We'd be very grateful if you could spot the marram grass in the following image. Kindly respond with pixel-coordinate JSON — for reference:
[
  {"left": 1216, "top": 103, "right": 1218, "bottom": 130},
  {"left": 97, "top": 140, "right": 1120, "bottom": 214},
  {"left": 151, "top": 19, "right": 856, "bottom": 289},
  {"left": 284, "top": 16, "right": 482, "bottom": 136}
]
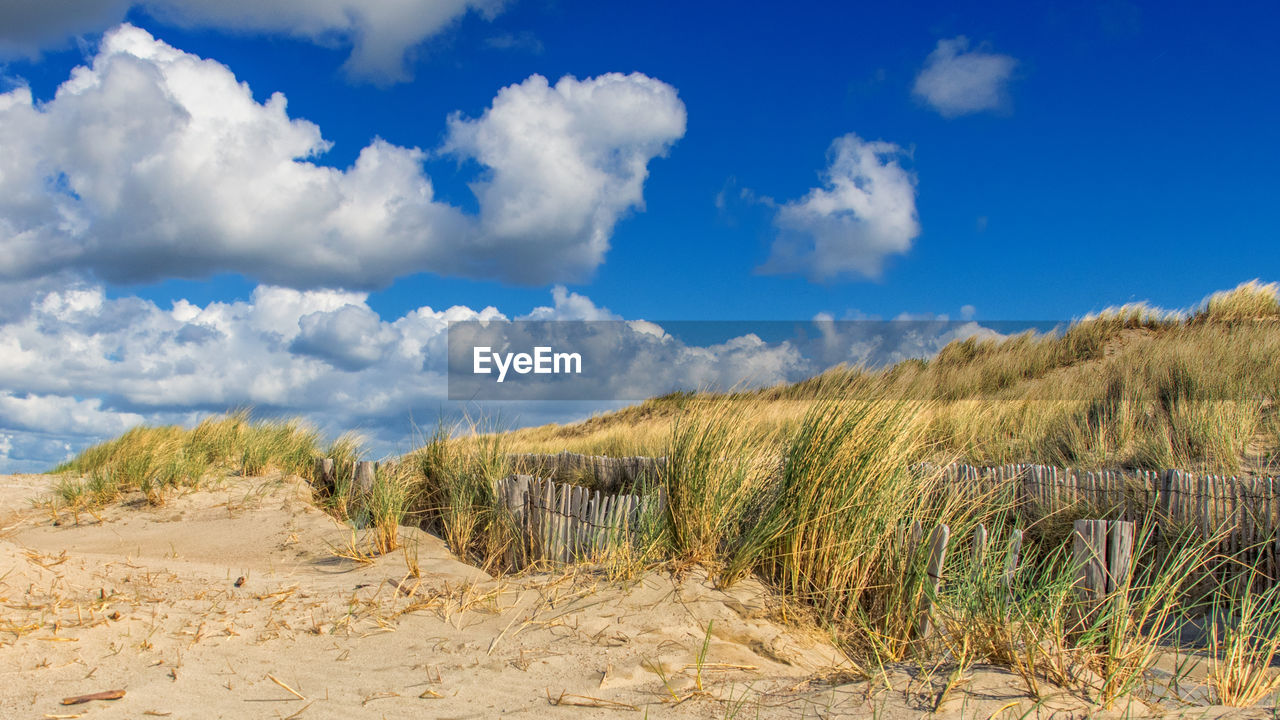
[
  {"left": 46, "top": 280, "right": 1280, "bottom": 706},
  {"left": 52, "top": 410, "right": 326, "bottom": 506},
  {"left": 498, "top": 280, "right": 1280, "bottom": 475}
]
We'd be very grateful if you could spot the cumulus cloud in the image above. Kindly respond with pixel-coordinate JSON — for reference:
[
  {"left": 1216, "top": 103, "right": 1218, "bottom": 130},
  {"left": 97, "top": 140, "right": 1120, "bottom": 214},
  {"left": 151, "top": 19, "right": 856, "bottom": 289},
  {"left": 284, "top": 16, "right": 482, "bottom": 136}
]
[
  {"left": 290, "top": 304, "right": 397, "bottom": 371},
  {"left": 444, "top": 73, "right": 687, "bottom": 283},
  {"left": 913, "top": 36, "right": 1017, "bottom": 117},
  {"left": 759, "top": 134, "right": 920, "bottom": 281},
  {"left": 0, "top": 279, "right": 998, "bottom": 471},
  {"left": 519, "top": 286, "right": 622, "bottom": 322},
  {"left": 0, "top": 25, "right": 685, "bottom": 289},
  {"left": 0, "top": 0, "right": 503, "bottom": 83},
  {"left": 0, "top": 392, "right": 143, "bottom": 437},
  {"left": 0, "top": 430, "right": 78, "bottom": 472},
  {"left": 0, "top": 280, "right": 497, "bottom": 471}
]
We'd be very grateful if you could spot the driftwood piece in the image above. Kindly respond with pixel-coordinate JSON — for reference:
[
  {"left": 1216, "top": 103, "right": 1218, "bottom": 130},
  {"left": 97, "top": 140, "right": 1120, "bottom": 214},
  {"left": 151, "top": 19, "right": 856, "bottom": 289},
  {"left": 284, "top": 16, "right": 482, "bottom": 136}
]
[{"left": 62, "top": 690, "right": 126, "bottom": 705}]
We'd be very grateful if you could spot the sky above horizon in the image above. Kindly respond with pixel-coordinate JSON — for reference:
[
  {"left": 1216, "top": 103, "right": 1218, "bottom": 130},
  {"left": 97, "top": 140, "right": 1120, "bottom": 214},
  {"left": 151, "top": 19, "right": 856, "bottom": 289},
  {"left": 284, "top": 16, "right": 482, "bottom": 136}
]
[{"left": 0, "top": 1, "right": 1276, "bottom": 471}]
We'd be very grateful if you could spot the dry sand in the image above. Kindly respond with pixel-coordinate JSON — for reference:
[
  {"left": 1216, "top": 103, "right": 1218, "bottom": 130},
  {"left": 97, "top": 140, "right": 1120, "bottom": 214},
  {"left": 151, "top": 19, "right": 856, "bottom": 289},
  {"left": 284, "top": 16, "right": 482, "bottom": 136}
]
[{"left": 0, "top": 473, "right": 1271, "bottom": 718}]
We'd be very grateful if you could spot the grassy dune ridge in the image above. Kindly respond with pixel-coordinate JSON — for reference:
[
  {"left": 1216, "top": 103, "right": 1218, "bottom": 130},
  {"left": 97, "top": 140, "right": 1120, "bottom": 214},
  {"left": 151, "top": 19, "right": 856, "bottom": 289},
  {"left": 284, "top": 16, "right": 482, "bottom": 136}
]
[
  {"left": 50, "top": 410, "right": 363, "bottom": 507},
  {"left": 504, "top": 279, "right": 1280, "bottom": 475},
  {"left": 43, "top": 280, "right": 1280, "bottom": 707}
]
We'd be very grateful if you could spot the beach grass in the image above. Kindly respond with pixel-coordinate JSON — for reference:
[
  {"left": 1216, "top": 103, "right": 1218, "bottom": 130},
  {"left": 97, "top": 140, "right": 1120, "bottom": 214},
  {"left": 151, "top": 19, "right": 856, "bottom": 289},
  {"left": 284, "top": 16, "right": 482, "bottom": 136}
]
[
  {"left": 51, "top": 409, "right": 323, "bottom": 507},
  {"left": 45, "top": 280, "right": 1280, "bottom": 705}
]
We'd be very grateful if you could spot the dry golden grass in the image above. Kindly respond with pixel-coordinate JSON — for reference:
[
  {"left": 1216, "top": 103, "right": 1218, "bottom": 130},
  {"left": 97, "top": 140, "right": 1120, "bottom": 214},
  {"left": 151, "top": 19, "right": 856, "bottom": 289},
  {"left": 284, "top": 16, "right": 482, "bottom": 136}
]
[
  {"left": 496, "top": 281, "right": 1280, "bottom": 476},
  {"left": 51, "top": 410, "right": 335, "bottom": 508},
  {"left": 44, "top": 280, "right": 1280, "bottom": 709}
]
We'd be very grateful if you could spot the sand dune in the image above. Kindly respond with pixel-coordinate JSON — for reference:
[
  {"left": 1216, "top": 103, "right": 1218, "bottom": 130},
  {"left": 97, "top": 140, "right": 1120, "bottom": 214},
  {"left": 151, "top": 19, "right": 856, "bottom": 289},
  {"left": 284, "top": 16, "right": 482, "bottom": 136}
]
[{"left": 1, "top": 474, "right": 1260, "bottom": 718}]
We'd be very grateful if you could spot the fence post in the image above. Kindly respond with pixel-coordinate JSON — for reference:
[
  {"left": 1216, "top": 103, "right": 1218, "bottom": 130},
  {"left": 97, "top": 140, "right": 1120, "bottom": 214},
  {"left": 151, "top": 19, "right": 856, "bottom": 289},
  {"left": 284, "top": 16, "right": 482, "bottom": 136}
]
[
  {"left": 1003, "top": 529, "right": 1023, "bottom": 597},
  {"left": 972, "top": 524, "right": 988, "bottom": 571},
  {"left": 1160, "top": 469, "right": 1176, "bottom": 521},
  {"left": 588, "top": 489, "right": 603, "bottom": 557},
  {"left": 1073, "top": 519, "right": 1107, "bottom": 605},
  {"left": 915, "top": 524, "right": 951, "bottom": 641},
  {"left": 908, "top": 520, "right": 923, "bottom": 556},
  {"left": 354, "top": 461, "right": 375, "bottom": 496},
  {"left": 541, "top": 479, "right": 554, "bottom": 566},
  {"left": 1073, "top": 519, "right": 1106, "bottom": 637},
  {"left": 1106, "top": 521, "right": 1134, "bottom": 593},
  {"left": 315, "top": 457, "right": 334, "bottom": 491}
]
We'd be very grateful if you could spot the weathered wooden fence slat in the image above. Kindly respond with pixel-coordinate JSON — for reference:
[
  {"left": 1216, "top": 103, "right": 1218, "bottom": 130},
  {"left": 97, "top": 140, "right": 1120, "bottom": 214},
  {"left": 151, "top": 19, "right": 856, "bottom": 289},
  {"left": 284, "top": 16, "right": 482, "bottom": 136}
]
[
  {"left": 1073, "top": 519, "right": 1107, "bottom": 606},
  {"left": 915, "top": 524, "right": 951, "bottom": 641},
  {"left": 921, "top": 460, "right": 1280, "bottom": 587},
  {"left": 507, "top": 452, "right": 666, "bottom": 493},
  {"left": 1003, "top": 529, "right": 1023, "bottom": 595},
  {"left": 473, "top": 473, "right": 663, "bottom": 568}
]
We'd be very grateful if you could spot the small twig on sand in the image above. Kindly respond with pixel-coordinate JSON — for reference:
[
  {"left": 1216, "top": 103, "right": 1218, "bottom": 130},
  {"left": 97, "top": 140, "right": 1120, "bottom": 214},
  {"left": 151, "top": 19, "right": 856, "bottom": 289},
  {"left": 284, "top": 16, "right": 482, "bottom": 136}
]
[
  {"left": 362, "top": 692, "right": 400, "bottom": 705},
  {"left": 546, "top": 688, "right": 638, "bottom": 710},
  {"left": 266, "top": 674, "right": 306, "bottom": 701},
  {"left": 61, "top": 689, "right": 125, "bottom": 705}
]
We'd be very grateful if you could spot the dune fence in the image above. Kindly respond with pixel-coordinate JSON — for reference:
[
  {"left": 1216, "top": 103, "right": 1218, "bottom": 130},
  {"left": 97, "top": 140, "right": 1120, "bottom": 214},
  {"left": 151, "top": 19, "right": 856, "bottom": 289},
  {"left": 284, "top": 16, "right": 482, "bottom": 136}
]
[
  {"left": 495, "top": 458, "right": 1280, "bottom": 582},
  {"left": 314, "top": 453, "right": 1278, "bottom": 584},
  {"left": 933, "top": 462, "right": 1280, "bottom": 585},
  {"left": 495, "top": 474, "right": 666, "bottom": 568},
  {"left": 507, "top": 452, "right": 666, "bottom": 493}
]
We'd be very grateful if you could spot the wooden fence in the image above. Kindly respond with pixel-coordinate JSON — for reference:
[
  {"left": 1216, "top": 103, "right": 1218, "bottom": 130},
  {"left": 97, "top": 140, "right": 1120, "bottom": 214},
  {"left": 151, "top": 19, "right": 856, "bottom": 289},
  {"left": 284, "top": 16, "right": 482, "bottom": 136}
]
[
  {"left": 495, "top": 474, "right": 666, "bottom": 568},
  {"left": 507, "top": 452, "right": 666, "bottom": 493},
  {"left": 315, "top": 453, "right": 1278, "bottom": 583},
  {"left": 912, "top": 519, "right": 1142, "bottom": 642},
  {"left": 935, "top": 462, "right": 1280, "bottom": 584}
]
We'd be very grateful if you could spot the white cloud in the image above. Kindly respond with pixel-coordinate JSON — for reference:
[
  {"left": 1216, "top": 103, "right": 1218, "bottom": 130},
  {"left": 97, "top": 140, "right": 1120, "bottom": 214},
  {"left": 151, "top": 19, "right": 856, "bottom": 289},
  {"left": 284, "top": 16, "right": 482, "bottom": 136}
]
[
  {"left": 0, "top": 0, "right": 503, "bottom": 83},
  {"left": 0, "top": 392, "right": 143, "bottom": 437},
  {"left": 444, "top": 73, "right": 686, "bottom": 283},
  {"left": 913, "top": 36, "right": 1017, "bottom": 117},
  {"left": 0, "top": 26, "right": 685, "bottom": 289},
  {"left": 0, "top": 279, "right": 1000, "bottom": 471},
  {"left": 759, "top": 134, "right": 920, "bottom": 281},
  {"left": 0, "top": 280, "right": 497, "bottom": 471},
  {"left": 0, "top": 429, "right": 82, "bottom": 473},
  {"left": 519, "top": 286, "right": 622, "bottom": 322},
  {"left": 291, "top": 304, "right": 397, "bottom": 371}
]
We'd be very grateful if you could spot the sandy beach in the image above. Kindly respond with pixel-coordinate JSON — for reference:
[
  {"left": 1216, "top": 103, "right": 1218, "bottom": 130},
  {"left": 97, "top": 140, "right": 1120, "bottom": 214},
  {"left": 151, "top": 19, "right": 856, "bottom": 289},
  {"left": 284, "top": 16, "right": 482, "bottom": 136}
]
[{"left": 2, "top": 473, "right": 1273, "bottom": 719}]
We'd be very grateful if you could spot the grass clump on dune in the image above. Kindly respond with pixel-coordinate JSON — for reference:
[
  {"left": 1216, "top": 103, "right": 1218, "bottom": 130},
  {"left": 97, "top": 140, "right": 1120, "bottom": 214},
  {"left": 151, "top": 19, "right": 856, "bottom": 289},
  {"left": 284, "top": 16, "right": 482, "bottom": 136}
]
[
  {"left": 1207, "top": 571, "right": 1280, "bottom": 706},
  {"left": 52, "top": 410, "right": 325, "bottom": 507},
  {"left": 1195, "top": 279, "right": 1280, "bottom": 324},
  {"left": 664, "top": 400, "right": 784, "bottom": 563},
  {"left": 726, "top": 401, "right": 972, "bottom": 657},
  {"left": 401, "top": 421, "right": 513, "bottom": 571}
]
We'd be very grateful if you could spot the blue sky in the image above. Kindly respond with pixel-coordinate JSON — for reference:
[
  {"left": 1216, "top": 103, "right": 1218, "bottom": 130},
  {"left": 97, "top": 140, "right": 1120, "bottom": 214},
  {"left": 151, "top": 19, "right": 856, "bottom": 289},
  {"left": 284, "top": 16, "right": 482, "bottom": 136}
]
[{"left": 0, "top": 1, "right": 1276, "bottom": 470}]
